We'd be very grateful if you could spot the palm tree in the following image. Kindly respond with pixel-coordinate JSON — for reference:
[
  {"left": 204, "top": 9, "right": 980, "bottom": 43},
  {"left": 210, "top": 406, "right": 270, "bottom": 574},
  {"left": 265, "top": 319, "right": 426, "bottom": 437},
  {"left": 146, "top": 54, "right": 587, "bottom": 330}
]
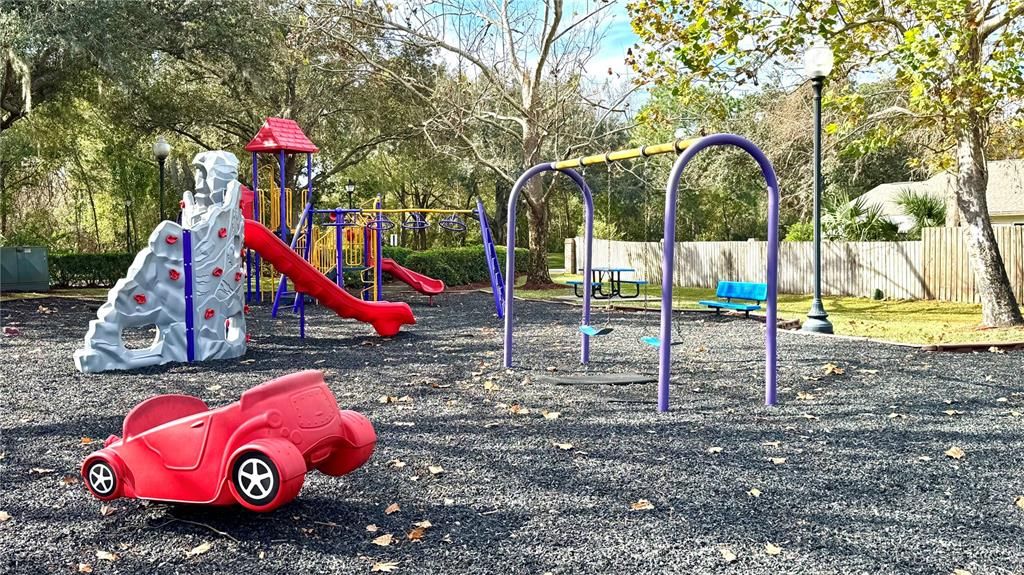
[
  {"left": 895, "top": 189, "right": 946, "bottom": 239},
  {"left": 823, "top": 195, "right": 900, "bottom": 241}
]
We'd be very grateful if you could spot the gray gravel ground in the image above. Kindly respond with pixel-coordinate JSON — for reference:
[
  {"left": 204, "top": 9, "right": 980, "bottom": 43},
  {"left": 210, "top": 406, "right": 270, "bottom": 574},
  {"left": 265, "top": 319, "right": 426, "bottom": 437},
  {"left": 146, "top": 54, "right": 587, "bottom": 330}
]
[{"left": 1, "top": 291, "right": 1023, "bottom": 575}]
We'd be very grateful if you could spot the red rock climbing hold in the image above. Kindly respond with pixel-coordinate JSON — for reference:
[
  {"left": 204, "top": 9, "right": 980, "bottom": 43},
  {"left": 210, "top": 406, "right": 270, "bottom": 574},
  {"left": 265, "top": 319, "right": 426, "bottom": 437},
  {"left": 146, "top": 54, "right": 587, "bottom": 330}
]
[
  {"left": 169, "top": 269, "right": 181, "bottom": 281},
  {"left": 212, "top": 267, "right": 223, "bottom": 277},
  {"left": 218, "top": 227, "right": 227, "bottom": 238},
  {"left": 179, "top": 200, "right": 186, "bottom": 209},
  {"left": 244, "top": 304, "right": 251, "bottom": 314},
  {"left": 234, "top": 271, "right": 243, "bottom": 281},
  {"left": 134, "top": 294, "right": 147, "bottom": 305},
  {"left": 204, "top": 308, "right": 215, "bottom": 320},
  {"left": 246, "top": 333, "right": 251, "bottom": 343},
  {"left": 165, "top": 235, "right": 178, "bottom": 245}
]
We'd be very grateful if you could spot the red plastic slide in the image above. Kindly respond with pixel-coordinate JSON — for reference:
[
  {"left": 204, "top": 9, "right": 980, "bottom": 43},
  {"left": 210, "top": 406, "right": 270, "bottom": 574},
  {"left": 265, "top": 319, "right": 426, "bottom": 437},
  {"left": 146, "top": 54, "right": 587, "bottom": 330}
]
[
  {"left": 244, "top": 220, "right": 415, "bottom": 337},
  {"left": 382, "top": 258, "right": 446, "bottom": 296}
]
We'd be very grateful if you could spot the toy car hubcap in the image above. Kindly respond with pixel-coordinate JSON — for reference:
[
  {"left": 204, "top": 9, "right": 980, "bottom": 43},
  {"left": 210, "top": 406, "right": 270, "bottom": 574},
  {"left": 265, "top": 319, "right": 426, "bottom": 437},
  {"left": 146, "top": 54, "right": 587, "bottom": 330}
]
[
  {"left": 88, "top": 462, "right": 115, "bottom": 495},
  {"left": 238, "top": 458, "right": 275, "bottom": 500}
]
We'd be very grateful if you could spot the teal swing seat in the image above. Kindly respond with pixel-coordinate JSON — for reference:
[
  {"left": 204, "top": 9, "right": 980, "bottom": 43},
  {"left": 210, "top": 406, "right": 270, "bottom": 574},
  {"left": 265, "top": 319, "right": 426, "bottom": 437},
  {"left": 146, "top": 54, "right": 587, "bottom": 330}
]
[
  {"left": 579, "top": 325, "right": 613, "bottom": 337},
  {"left": 640, "top": 336, "right": 661, "bottom": 347}
]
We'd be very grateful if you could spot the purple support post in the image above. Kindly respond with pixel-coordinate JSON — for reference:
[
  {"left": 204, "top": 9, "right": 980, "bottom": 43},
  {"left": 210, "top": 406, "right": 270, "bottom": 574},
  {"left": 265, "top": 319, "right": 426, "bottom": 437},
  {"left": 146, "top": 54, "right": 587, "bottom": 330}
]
[
  {"left": 335, "top": 208, "right": 344, "bottom": 288},
  {"left": 503, "top": 165, "right": 593, "bottom": 368},
  {"left": 375, "top": 198, "right": 383, "bottom": 301},
  {"left": 252, "top": 152, "right": 261, "bottom": 302},
  {"left": 658, "top": 134, "right": 779, "bottom": 411},
  {"left": 182, "top": 229, "right": 196, "bottom": 362},
  {"left": 278, "top": 149, "right": 288, "bottom": 243},
  {"left": 271, "top": 204, "right": 311, "bottom": 318}
]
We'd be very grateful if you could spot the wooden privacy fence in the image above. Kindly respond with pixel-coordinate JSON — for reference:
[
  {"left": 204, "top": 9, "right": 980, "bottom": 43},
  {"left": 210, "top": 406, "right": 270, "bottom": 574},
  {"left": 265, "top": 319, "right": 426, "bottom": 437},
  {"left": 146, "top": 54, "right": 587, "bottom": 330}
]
[{"left": 570, "top": 226, "right": 1024, "bottom": 303}]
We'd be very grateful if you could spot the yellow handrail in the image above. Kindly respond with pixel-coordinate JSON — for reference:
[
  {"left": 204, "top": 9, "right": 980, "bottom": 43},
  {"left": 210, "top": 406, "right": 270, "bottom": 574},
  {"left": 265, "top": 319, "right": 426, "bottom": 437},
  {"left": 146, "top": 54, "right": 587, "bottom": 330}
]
[{"left": 550, "top": 138, "right": 699, "bottom": 170}]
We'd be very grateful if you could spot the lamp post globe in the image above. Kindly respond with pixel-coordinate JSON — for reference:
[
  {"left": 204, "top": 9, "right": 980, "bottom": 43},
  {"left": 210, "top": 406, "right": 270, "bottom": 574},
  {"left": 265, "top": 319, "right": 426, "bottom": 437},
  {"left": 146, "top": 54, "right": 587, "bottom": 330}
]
[
  {"left": 153, "top": 136, "right": 172, "bottom": 221},
  {"left": 802, "top": 38, "right": 834, "bottom": 334},
  {"left": 346, "top": 179, "right": 355, "bottom": 209}
]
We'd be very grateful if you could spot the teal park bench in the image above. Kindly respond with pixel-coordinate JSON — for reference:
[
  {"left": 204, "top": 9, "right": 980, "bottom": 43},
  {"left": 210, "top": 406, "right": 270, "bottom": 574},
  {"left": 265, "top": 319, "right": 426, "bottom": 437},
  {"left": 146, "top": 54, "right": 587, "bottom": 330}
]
[{"left": 698, "top": 281, "right": 768, "bottom": 317}]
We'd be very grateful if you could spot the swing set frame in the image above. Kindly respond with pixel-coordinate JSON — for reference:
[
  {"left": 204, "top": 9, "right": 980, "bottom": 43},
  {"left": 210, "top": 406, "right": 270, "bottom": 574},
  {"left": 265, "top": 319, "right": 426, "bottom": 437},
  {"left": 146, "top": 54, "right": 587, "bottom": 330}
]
[{"left": 502, "top": 133, "right": 781, "bottom": 412}]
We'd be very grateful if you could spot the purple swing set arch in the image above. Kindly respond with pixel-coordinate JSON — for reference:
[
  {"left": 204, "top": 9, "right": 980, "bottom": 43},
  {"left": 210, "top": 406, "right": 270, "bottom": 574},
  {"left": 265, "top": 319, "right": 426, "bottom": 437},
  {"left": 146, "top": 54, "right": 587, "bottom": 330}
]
[{"left": 502, "top": 133, "right": 780, "bottom": 412}]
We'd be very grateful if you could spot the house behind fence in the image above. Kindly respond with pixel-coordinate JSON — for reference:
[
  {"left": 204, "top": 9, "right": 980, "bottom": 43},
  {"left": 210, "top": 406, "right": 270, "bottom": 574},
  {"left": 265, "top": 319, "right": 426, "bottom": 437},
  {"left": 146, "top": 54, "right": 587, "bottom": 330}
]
[{"left": 567, "top": 226, "right": 1024, "bottom": 303}]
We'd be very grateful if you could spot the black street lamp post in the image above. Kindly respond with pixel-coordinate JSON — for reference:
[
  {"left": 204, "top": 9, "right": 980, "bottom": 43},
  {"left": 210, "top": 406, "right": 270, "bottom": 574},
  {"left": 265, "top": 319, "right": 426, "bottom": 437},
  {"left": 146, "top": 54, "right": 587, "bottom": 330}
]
[
  {"left": 802, "top": 39, "right": 835, "bottom": 334},
  {"left": 153, "top": 136, "right": 171, "bottom": 221},
  {"left": 346, "top": 179, "right": 355, "bottom": 209}
]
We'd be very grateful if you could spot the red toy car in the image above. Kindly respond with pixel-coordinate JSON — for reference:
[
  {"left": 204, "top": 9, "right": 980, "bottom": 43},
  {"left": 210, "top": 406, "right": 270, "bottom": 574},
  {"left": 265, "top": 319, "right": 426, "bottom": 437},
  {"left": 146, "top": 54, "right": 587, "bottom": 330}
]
[{"left": 82, "top": 370, "right": 375, "bottom": 512}]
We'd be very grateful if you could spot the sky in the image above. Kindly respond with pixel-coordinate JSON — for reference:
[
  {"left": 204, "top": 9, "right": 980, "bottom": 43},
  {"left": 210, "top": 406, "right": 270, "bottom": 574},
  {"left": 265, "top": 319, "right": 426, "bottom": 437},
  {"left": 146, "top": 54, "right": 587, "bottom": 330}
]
[{"left": 582, "top": 0, "right": 640, "bottom": 79}]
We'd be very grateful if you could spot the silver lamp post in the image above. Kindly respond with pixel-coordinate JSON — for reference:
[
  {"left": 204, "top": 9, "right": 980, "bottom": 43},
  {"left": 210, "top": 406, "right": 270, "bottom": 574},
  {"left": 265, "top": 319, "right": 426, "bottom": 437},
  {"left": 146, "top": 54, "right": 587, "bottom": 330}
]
[
  {"left": 153, "top": 136, "right": 172, "bottom": 221},
  {"left": 346, "top": 179, "right": 355, "bottom": 209},
  {"left": 802, "top": 39, "right": 834, "bottom": 334}
]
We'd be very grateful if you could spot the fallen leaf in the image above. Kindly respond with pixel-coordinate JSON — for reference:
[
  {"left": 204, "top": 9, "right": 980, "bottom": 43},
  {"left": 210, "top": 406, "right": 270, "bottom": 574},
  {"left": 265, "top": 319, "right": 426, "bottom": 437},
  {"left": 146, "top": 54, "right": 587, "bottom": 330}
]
[
  {"left": 77, "top": 564, "right": 93, "bottom": 573},
  {"left": 371, "top": 561, "right": 400, "bottom": 573},
  {"left": 748, "top": 488, "right": 762, "bottom": 498},
  {"left": 545, "top": 366, "right": 558, "bottom": 372},
  {"left": 801, "top": 413, "right": 819, "bottom": 420},
  {"left": 945, "top": 446, "right": 966, "bottom": 460},
  {"left": 917, "top": 456, "right": 933, "bottom": 462},
  {"left": 988, "top": 346, "right": 1005, "bottom": 354},
  {"left": 30, "top": 468, "right": 56, "bottom": 475},
  {"left": 428, "top": 465, "right": 444, "bottom": 475},
  {"left": 407, "top": 527, "right": 426, "bottom": 541},
  {"left": 95, "top": 550, "right": 118, "bottom": 562},
  {"left": 542, "top": 410, "right": 560, "bottom": 420},
  {"left": 953, "top": 570, "right": 973, "bottom": 575},
  {"left": 508, "top": 404, "right": 529, "bottom": 415},
  {"left": 413, "top": 520, "right": 432, "bottom": 528},
  {"left": 996, "top": 397, "right": 1008, "bottom": 403},
  {"left": 943, "top": 410, "right": 963, "bottom": 416},
  {"left": 553, "top": 442, "right": 574, "bottom": 451},
  {"left": 720, "top": 548, "right": 738, "bottom": 563},
  {"left": 2, "top": 326, "right": 20, "bottom": 336},
  {"left": 630, "top": 499, "right": 654, "bottom": 511},
  {"left": 859, "top": 369, "right": 879, "bottom": 375},
  {"left": 0, "top": 511, "right": 10, "bottom": 521},
  {"left": 483, "top": 380, "right": 500, "bottom": 391},
  {"left": 185, "top": 542, "right": 212, "bottom": 557},
  {"left": 99, "top": 504, "right": 116, "bottom": 516},
  {"left": 822, "top": 363, "right": 845, "bottom": 375},
  {"left": 397, "top": 396, "right": 413, "bottom": 403},
  {"left": 388, "top": 459, "right": 406, "bottom": 469},
  {"left": 372, "top": 533, "right": 394, "bottom": 547},
  {"left": 769, "top": 457, "right": 787, "bottom": 465},
  {"left": 762, "top": 441, "right": 781, "bottom": 448},
  {"left": 385, "top": 503, "right": 400, "bottom": 515},
  {"left": 1013, "top": 496, "right": 1024, "bottom": 510},
  {"left": 366, "top": 524, "right": 379, "bottom": 533},
  {"left": 764, "top": 543, "right": 782, "bottom": 556},
  {"left": 378, "top": 395, "right": 397, "bottom": 404},
  {"left": 888, "top": 412, "right": 906, "bottom": 419},
  {"left": 707, "top": 447, "right": 724, "bottom": 454},
  {"left": 796, "top": 391, "right": 816, "bottom": 400},
  {"left": 80, "top": 437, "right": 93, "bottom": 445},
  {"left": 61, "top": 474, "right": 80, "bottom": 485}
]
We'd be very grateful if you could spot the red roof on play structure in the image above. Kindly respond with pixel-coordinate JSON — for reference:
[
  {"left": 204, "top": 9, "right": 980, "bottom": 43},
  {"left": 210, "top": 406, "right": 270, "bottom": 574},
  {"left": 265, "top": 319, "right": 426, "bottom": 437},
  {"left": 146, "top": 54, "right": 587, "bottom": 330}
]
[{"left": 244, "top": 117, "right": 319, "bottom": 153}]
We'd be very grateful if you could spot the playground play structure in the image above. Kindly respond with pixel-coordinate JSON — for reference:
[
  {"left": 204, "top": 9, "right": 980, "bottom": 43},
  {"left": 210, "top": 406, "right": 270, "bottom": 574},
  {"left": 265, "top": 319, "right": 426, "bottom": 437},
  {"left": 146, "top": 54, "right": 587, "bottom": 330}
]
[
  {"left": 75, "top": 117, "right": 505, "bottom": 373},
  {"left": 244, "top": 117, "right": 505, "bottom": 336},
  {"left": 502, "top": 133, "right": 780, "bottom": 412}
]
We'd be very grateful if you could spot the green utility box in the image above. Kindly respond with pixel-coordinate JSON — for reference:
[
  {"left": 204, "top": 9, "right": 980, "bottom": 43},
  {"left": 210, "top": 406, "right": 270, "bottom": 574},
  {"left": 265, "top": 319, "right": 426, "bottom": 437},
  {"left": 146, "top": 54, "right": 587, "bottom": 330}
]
[{"left": 0, "top": 246, "right": 50, "bottom": 292}]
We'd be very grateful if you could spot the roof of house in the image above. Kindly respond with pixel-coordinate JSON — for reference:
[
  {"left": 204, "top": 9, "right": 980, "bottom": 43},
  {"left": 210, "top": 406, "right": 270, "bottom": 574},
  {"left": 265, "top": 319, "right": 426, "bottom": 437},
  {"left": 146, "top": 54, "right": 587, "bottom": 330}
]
[
  {"left": 244, "top": 117, "right": 319, "bottom": 153},
  {"left": 858, "top": 159, "right": 1024, "bottom": 218}
]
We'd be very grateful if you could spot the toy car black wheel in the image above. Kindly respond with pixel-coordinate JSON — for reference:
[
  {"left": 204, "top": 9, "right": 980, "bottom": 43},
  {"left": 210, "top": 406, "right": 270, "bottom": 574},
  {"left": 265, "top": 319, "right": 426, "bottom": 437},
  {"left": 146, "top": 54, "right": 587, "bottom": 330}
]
[
  {"left": 84, "top": 460, "right": 118, "bottom": 499},
  {"left": 231, "top": 451, "right": 280, "bottom": 507}
]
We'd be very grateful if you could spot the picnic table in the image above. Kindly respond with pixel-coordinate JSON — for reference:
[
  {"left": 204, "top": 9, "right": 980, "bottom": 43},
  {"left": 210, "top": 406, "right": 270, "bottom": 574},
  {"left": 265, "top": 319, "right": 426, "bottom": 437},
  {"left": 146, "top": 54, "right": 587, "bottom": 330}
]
[{"left": 565, "top": 267, "right": 647, "bottom": 299}]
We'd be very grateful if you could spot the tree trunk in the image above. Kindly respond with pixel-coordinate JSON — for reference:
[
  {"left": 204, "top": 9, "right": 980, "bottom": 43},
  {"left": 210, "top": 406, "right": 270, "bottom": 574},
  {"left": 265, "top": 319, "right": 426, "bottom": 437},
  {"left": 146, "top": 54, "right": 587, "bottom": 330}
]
[
  {"left": 523, "top": 178, "right": 553, "bottom": 286},
  {"left": 493, "top": 178, "right": 509, "bottom": 244},
  {"left": 954, "top": 122, "right": 1023, "bottom": 327}
]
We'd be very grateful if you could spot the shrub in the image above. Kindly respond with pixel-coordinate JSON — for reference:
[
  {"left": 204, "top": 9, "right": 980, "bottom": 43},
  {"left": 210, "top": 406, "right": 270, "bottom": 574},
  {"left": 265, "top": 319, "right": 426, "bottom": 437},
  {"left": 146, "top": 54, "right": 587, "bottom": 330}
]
[
  {"left": 400, "top": 245, "right": 527, "bottom": 287},
  {"left": 50, "top": 253, "right": 136, "bottom": 288},
  {"left": 382, "top": 246, "right": 414, "bottom": 266}
]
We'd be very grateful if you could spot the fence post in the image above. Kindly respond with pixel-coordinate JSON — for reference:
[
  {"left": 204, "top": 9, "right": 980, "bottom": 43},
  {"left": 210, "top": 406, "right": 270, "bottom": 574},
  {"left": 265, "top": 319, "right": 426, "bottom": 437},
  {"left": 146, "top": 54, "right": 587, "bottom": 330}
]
[{"left": 564, "top": 238, "right": 576, "bottom": 274}]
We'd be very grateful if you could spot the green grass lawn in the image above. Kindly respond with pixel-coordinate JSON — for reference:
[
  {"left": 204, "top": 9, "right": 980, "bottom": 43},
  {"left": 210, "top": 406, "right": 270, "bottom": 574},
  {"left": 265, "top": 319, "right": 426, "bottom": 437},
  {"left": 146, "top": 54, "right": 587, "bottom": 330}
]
[
  {"left": 546, "top": 252, "right": 565, "bottom": 269},
  {"left": 515, "top": 272, "right": 1024, "bottom": 346}
]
